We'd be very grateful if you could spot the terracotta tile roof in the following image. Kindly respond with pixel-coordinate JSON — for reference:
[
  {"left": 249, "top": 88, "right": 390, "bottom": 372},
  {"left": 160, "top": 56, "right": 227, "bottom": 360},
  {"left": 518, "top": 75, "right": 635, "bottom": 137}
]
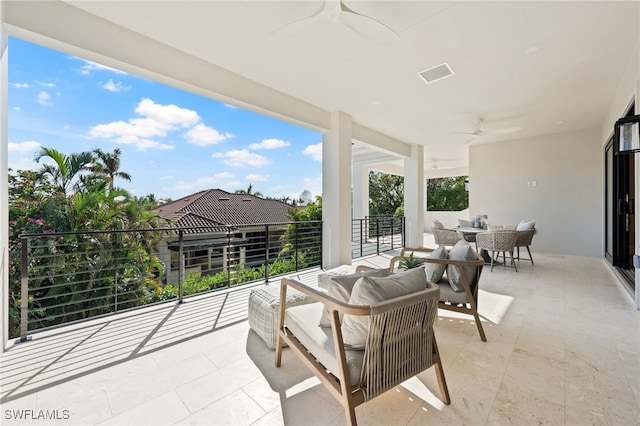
[{"left": 154, "top": 189, "right": 294, "bottom": 231}]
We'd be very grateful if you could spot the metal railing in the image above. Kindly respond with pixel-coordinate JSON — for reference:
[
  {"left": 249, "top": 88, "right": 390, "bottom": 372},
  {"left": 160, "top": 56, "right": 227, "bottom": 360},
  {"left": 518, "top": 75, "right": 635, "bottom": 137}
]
[
  {"left": 351, "top": 215, "right": 405, "bottom": 258},
  {"left": 11, "top": 218, "right": 404, "bottom": 341}
]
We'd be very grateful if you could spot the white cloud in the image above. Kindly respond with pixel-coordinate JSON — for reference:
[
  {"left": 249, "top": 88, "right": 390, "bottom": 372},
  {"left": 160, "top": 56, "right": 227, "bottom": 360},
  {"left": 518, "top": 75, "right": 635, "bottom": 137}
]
[
  {"left": 13, "top": 107, "right": 21, "bottom": 111},
  {"left": 170, "top": 172, "right": 239, "bottom": 192},
  {"left": 303, "top": 143, "right": 322, "bottom": 161},
  {"left": 88, "top": 98, "right": 200, "bottom": 150},
  {"left": 249, "top": 138, "right": 291, "bottom": 150},
  {"left": 246, "top": 174, "right": 268, "bottom": 182},
  {"left": 224, "top": 103, "right": 239, "bottom": 109},
  {"left": 212, "top": 149, "right": 269, "bottom": 167},
  {"left": 11, "top": 83, "right": 29, "bottom": 89},
  {"left": 78, "top": 59, "right": 126, "bottom": 76},
  {"left": 101, "top": 79, "right": 131, "bottom": 92},
  {"left": 38, "top": 81, "right": 56, "bottom": 88},
  {"left": 135, "top": 98, "right": 199, "bottom": 128},
  {"left": 184, "top": 123, "right": 234, "bottom": 146},
  {"left": 37, "top": 91, "right": 53, "bottom": 107},
  {"left": 8, "top": 140, "right": 41, "bottom": 152}
]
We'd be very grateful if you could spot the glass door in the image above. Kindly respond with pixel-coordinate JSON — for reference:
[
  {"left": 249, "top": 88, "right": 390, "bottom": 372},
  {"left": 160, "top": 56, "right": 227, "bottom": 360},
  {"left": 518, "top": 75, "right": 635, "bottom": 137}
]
[{"left": 607, "top": 104, "right": 636, "bottom": 288}]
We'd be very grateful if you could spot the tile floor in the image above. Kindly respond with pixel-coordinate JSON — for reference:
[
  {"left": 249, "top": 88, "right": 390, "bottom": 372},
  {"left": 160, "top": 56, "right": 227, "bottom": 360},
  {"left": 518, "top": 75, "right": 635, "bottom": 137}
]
[{"left": 1, "top": 246, "right": 638, "bottom": 425}]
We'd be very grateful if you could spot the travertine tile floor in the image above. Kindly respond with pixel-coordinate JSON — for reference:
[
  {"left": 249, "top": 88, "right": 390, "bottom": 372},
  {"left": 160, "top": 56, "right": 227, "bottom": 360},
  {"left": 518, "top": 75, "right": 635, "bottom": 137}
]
[{"left": 1, "top": 247, "right": 638, "bottom": 425}]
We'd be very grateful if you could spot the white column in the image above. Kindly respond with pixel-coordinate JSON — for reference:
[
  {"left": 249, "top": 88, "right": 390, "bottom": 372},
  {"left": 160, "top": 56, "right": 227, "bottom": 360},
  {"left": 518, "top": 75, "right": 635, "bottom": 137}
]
[
  {"left": 352, "top": 162, "right": 369, "bottom": 220},
  {"left": 322, "top": 111, "right": 353, "bottom": 268},
  {"left": 1, "top": 10, "right": 9, "bottom": 348},
  {"left": 404, "top": 145, "right": 425, "bottom": 248}
]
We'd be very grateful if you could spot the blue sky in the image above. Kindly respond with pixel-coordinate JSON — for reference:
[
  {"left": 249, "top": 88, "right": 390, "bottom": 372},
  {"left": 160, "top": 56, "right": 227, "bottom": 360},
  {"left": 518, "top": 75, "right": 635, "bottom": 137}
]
[{"left": 7, "top": 37, "right": 323, "bottom": 202}]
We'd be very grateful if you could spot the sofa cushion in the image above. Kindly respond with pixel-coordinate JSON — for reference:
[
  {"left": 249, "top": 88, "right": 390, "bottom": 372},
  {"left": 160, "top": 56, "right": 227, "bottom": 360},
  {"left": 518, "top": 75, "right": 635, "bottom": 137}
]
[
  {"left": 341, "top": 267, "right": 427, "bottom": 349},
  {"left": 286, "top": 303, "right": 365, "bottom": 386},
  {"left": 318, "top": 268, "right": 391, "bottom": 327},
  {"left": 446, "top": 240, "right": 478, "bottom": 292},
  {"left": 424, "top": 246, "right": 447, "bottom": 282}
]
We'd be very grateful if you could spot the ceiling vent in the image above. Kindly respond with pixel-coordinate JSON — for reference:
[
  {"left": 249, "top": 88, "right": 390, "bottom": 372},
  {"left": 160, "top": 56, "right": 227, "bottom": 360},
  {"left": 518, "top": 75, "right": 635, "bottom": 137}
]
[{"left": 418, "top": 63, "right": 455, "bottom": 84}]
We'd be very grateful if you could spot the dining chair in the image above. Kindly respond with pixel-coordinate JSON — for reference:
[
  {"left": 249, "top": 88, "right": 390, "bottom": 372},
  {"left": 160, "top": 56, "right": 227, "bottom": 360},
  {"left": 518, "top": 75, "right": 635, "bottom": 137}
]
[{"left": 476, "top": 230, "right": 518, "bottom": 272}]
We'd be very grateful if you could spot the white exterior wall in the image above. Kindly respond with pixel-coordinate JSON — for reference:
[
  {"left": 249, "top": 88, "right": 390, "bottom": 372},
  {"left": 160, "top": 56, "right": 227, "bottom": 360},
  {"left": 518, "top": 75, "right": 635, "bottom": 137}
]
[{"left": 469, "top": 127, "right": 603, "bottom": 257}]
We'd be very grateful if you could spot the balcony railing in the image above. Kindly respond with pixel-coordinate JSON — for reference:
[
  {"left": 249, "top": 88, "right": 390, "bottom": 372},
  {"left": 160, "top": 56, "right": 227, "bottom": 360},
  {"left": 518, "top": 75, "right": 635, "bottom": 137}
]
[
  {"left": 351, "top": 215, "right": 405, "bottom": 258},
  {"left": 11, "top": 217, "right": 404, "bottom": 342}
]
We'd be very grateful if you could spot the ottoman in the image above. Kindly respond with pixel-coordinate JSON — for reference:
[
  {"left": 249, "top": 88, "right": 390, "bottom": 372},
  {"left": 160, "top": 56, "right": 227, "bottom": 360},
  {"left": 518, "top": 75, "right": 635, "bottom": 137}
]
[{"left": 248, "top": 283, "right": 316, "bottom": 349}]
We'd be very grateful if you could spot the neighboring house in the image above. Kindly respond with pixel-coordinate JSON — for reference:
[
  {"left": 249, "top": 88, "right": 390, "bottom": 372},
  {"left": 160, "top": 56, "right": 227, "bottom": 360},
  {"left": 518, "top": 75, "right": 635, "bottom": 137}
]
[{"left": 153, "top": 189, "right": 297, "bottom": 283}]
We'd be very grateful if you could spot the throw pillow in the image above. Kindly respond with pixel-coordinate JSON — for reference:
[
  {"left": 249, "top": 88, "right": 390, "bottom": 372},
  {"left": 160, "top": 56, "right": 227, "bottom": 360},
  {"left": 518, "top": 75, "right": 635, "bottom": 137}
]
[
  {"left": 341, "top": 267, "right": 427, "bottom": 349},
  {"left": 424, "top": 246, "right": 447, "bottom": 282},
  {"left": 318, "top": 268, "right": 391, "bottom": 327},
  {"left": 517, "top": 219, "right": 536, "bottom": 231},
  {"left": 432, "top": 219, "right": 445, "bottom": 230},
  {"left": 446, "top": 240, "right": 478, "bottom": 292}
]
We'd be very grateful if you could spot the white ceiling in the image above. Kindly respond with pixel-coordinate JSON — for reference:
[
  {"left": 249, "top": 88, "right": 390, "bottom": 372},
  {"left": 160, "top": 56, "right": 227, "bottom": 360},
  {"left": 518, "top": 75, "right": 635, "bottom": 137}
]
[{"left": 10, "top": 1, "right": 640, "bottom": 171}]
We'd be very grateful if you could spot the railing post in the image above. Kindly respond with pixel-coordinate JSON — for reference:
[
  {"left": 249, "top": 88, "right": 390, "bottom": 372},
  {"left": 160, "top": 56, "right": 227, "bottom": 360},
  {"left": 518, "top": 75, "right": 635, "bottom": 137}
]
[
  {"left": 115, "top": 270, "right": 119, "bottom": 313},
  {"left": 359, "top": 219, "right": 364, "bottom": 258},
  {"left": 295, "top": 222, "right": 300, "bottom": 271},
  {"left": 19, "top": 237, "right": 30, "bottom": 342},
  {"left": 376, "top": 218, "right": 380, "bottom": 254},
  {"left": 227, "top": 230, "right": 232, "bottom": 287},
  {"left": 264, "top": 225, "right": 270, "bottom": 282},
  {"left": 178, "top": 229, "right": 184, "bottom": 304}
]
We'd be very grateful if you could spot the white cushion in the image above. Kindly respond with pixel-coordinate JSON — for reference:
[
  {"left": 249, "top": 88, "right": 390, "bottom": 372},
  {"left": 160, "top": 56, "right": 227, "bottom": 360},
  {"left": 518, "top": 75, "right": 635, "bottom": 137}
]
[
  {"left": 446, "top": 240, "right": 478, "bottom": 292},
  {"left": 502, "top": 224, "right": 518, "bottom": 231},
  {"left": 517, "top": 219, "right": 536, "bottom": 231},
  {"left": 286, "top": 303, "right": 365, "bottom": 386},
  {"left": 432, "top": 219, "right": 445, "bottom": 230},
  {"left": 318, "top": 269, "right": 391, "bottom": 327},
  {"left": 341, "top": 267, "right": 427, "bottom": 349},
  {"left": 424, "top": 246, "right": 447, "bottom": 282},
  {"left": 487, "top": 224, "right": 503, "bottom": 231}
]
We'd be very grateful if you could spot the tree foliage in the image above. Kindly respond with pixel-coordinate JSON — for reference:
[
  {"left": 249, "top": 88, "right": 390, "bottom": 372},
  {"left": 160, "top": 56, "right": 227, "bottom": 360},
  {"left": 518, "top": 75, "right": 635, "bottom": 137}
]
[
  {"left": 8, "top": 147, "right": 170, "bottom": 337},
  {"left": 368, "top": 171, "right": 404, "bottom": 216},
  {"left": 427, "top": 176, "right": 469, "bottom": 211}
]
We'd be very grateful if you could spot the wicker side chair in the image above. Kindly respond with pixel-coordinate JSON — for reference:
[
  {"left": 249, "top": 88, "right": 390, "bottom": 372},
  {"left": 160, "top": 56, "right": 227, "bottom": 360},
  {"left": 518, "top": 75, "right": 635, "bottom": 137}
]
[
  {"left": 515, "top": 229, "right": 535, "bottom": 265},
  {"left": 476, "top": 230, "right": 518, "bottom": 272},
  {"left": 431, "top": 227, "right": 462, "bottom": 246},
  {"left": 276, "top": 276, "right": 450, "bottom": 426}
]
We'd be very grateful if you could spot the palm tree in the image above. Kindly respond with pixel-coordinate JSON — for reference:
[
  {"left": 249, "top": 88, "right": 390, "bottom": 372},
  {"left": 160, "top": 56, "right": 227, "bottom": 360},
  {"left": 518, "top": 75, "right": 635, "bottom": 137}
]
[
  {"left": 234, "top": 183, "right": 263, "bottom": 198},
  {"left": 34, "top": 147, "right": 94, "bottom": 195},
  {"left": 89, "top": 148, "right": 132, "bottom": 191}
]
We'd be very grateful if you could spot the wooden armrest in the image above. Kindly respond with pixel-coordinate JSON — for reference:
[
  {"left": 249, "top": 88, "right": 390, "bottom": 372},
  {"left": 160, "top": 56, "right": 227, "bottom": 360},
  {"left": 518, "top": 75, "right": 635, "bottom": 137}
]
[{"left": 280, "top": 277, "right": 370, "bottom": 317}]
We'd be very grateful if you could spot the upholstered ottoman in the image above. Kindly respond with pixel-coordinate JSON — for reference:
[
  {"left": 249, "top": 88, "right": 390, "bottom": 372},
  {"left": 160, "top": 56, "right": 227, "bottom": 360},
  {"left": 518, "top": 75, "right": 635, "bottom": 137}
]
[{"left": 248, "top": 283, "right": 317, "bottom": 349}]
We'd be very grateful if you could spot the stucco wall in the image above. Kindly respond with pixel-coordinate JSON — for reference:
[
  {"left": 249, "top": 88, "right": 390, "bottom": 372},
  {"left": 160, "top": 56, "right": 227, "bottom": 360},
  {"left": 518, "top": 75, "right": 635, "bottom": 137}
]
[{"left": 469, "top": 127, "right": 603, "bottom": 257}]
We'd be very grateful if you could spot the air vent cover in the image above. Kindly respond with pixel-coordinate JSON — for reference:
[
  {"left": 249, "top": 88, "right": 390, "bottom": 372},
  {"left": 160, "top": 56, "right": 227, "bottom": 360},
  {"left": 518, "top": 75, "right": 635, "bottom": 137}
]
[{"left": 418, "top": 63, "right": 455, "bottom": 84}]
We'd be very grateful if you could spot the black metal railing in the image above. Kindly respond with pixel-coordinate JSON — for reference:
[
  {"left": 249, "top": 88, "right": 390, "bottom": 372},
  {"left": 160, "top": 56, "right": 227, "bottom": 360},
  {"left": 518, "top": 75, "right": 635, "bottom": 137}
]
[
  {"left": 351, "top": 216, "right": 405, "bottom": 258},
  {"left": 11, "top": 217, "right": 404, "bottom": 341}
]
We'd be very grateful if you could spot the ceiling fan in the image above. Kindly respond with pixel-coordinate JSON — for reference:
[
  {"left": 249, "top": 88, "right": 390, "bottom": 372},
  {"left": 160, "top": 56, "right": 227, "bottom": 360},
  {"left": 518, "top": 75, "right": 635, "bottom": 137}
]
[
  {"left": 266, "top": 0, "right": 399, "bottom": 43},
  {"left": 428, "top": 159, "right": 455, "bottom": 170},
  {"left": 455, "top": 118, "right": 522, "bottom": 139}
]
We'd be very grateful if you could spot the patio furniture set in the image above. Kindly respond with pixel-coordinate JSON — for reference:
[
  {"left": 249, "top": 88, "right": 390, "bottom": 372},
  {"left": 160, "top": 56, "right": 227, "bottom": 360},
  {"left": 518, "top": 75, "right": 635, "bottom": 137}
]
[
  {"left": 432, "top": 218, "right": 536, "bottom": 271},
  {"left": 246, "top": 232, "right": 507, "bottom": 425}
]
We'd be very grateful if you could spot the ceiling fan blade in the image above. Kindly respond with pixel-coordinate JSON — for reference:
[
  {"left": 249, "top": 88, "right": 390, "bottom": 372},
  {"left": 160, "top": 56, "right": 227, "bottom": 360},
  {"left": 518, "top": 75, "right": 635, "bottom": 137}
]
[
  {"left": 264, "top": 6, "right": 328, "bottom": 42},
  {"left": 489, "top": 126, "right": 522, "bottom": 135},
  {"left": 338, "top": 2, "right": 399, "bottom": 42}
]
